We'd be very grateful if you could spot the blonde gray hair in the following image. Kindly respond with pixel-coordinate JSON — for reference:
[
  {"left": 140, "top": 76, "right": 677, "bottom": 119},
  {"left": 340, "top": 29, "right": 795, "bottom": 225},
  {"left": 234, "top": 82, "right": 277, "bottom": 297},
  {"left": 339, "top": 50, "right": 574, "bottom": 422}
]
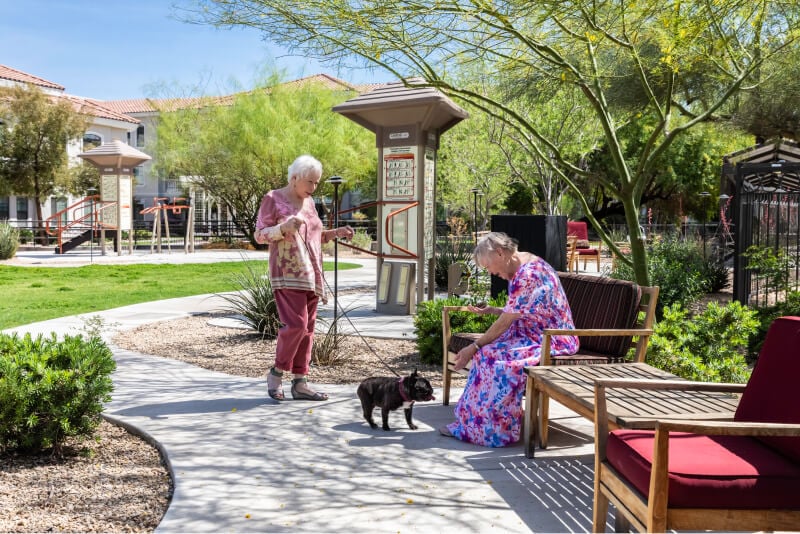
[
  {"left": 288, "top": 154, "right": 323, "bottom": 183},
  {"left": 474, "top": 232, "right": 518, "bottom": 264}
]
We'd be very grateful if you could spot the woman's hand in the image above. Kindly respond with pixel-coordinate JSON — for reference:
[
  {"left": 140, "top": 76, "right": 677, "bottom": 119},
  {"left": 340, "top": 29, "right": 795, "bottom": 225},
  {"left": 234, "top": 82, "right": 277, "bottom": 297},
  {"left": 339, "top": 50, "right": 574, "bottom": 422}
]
[
  {"left": 466, "top": 303, "right": 494, "bottom": 314},
  {"left": 281, "top": 216, "right": 304, "bottom": 236},
  {"left": 453, "top": 343, "right": 478, "bottom": 372},
  {"left": 335, "top": 225, "right": 354, "bottom": 240}
]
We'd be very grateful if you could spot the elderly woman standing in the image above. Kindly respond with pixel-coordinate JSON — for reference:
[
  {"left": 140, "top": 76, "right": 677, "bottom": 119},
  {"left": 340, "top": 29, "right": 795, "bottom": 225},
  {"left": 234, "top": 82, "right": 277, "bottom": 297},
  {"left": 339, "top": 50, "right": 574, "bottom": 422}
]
[
  {"left": 441, "top": 232, "right": 578, "bottom": 447},
  {"left": 254, "top": 154, "right": 354, "bottom": 401}
]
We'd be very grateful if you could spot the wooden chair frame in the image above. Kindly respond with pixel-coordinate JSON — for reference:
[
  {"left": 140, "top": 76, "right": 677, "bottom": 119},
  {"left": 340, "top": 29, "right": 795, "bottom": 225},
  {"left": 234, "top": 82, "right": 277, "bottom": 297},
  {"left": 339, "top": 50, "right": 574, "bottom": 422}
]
[
  {"left": 592, "top": 378, "right": 800, "bottom": 533},
  {"left": 566, "top": 235, "right": 579, "bottom": 272},
  {"left": 441, "top": 305, "right": 474, "bottom": 406}
]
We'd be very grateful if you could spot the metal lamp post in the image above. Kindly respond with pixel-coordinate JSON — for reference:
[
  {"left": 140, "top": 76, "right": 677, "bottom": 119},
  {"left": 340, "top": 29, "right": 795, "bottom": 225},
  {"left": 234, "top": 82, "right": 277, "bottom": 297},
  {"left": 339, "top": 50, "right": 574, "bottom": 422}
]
[
  {"left": 326, "top": 175, "right": 344, "bottom": 334},
  {"left": 469, "top": 187, "right": 483, "bottom": 280},
  {"left": 87, "top": 187, "right": 97, "bottom": 263},
  {"left": 700, "top": 191, "right": 711, "bottom": 260},
  {"left": 717, "top": 193, "right": 731, "bottom": 262}
]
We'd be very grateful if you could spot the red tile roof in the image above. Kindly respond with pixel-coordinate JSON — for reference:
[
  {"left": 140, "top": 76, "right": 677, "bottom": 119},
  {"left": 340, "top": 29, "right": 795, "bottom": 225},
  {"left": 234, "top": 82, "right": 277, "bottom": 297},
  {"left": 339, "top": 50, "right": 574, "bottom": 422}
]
[
  {"left": 280, "top": 73, "right": 358, "bottom": 91},
  {"left": 60, "top": 94, "right": 139, "bottom": 124},
  {"left": 0, "top": 64, "right": 65, "bottom": 91},
  {"left": 100, "top": 74, "right": 384, "bottom": 113},
  {"left": 94, "top": 97, "right": 210, "bottom": 114}
]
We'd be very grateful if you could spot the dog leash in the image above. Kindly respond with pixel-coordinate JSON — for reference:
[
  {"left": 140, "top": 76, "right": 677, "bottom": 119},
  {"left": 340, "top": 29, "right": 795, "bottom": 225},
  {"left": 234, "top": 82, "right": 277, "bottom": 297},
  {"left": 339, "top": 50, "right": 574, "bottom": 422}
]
[{"left": 296, "top": 224, "right": 403, "bottom": 378}]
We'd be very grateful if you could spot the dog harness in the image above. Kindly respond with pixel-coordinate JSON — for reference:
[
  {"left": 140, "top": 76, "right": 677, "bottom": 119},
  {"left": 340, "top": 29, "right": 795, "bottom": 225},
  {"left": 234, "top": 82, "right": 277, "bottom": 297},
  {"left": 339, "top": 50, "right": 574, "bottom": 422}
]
[{"left": 398, "top": 377, "right": 413, "bottom": 404}]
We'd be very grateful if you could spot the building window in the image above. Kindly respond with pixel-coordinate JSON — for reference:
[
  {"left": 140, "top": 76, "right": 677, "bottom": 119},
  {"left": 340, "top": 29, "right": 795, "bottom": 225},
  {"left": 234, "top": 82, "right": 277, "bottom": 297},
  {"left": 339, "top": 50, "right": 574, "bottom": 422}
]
[
  {"left": 83, "top": 133, "right": 102, "bottom": 151},
  {"left": 16, "top": 197, "right": 28, "bottom": 220},
  {"left": 51, "top": 197, "right": 68, "bottom": 225},
  {"left": 0, "top": 197, "right": 8, "bottom": 219},
  {"left": 136, "top": 125, "right": 145, "bottom": 147}
]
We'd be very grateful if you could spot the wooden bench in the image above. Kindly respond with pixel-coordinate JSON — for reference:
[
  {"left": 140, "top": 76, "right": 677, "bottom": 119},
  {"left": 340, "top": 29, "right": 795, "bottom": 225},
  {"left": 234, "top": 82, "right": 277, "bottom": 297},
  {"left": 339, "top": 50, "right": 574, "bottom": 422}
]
[{"left": 441, "top": 272, "right": 659, "bottom": 406}]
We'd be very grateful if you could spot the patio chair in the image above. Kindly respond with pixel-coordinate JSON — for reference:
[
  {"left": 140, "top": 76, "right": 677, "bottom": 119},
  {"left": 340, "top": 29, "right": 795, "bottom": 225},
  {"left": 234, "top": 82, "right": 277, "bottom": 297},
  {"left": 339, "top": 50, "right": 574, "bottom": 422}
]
[
  {"left": 592, "top": 316, "right": 800, "bottom": 533},
  {"left": 566, "top": 235, "right": 579, "bottom": 272},
  {"left": 567, "top": 221, "right": 601, "bottom": 272}
]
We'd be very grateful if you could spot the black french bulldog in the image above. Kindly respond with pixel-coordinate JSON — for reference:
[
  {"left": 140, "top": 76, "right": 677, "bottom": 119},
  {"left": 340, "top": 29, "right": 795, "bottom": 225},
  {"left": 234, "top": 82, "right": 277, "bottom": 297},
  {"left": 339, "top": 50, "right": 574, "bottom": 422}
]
[{"left": 357, "top": 369, "right": 435, "bottom": 431}]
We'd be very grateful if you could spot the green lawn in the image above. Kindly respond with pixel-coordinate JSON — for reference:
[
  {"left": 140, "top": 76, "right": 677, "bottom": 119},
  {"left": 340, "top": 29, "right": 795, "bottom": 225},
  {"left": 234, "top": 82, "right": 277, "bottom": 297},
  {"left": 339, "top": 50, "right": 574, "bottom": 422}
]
[{"left": 0, "top": 260, "right": 359, "bottom": 330}]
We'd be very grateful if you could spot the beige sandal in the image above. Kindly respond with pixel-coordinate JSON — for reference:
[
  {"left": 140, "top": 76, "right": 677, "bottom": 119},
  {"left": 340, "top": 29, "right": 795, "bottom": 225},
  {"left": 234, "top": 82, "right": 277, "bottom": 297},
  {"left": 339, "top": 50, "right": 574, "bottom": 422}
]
[
  {"left": 267, "top": 367, "right": 285, "bottom": 401},
  {"left": 290, "top": 377, "right": 328, "bottom": 401}
]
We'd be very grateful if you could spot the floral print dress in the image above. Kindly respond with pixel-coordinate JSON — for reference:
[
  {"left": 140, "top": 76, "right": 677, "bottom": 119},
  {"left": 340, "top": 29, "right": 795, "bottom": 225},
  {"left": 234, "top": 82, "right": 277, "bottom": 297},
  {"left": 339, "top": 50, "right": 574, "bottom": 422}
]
[{"left": 446, "top": 256, "right": 578, "bottom": 447}]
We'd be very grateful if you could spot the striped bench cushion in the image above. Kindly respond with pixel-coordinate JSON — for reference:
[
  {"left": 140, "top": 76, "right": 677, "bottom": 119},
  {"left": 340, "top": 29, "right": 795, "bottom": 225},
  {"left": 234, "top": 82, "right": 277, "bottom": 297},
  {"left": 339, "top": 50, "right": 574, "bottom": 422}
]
[{"left": 559, "top": 273, "right": 641, "bottom": 357}]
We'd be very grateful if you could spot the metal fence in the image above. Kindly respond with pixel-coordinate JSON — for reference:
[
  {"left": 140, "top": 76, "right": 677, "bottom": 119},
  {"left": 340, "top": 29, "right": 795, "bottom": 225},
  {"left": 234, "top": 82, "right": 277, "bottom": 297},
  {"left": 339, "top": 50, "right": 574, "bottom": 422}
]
[{"left": 733, "top": 187, "right": 800, "bottom": 307}]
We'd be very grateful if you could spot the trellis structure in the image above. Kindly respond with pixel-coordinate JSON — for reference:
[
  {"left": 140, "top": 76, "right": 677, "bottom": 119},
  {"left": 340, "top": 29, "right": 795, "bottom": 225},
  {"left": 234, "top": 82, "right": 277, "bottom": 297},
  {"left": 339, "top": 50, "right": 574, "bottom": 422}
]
[{"left": 721, "top": 139, "right": 800, "bottom": 306}]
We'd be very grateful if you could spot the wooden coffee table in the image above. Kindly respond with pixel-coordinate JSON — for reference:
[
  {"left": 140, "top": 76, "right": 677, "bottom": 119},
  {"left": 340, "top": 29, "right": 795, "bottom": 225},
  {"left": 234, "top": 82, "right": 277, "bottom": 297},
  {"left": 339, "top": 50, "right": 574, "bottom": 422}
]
[{"left": 523, "top": 363, "right": 742, "bottom": 458}]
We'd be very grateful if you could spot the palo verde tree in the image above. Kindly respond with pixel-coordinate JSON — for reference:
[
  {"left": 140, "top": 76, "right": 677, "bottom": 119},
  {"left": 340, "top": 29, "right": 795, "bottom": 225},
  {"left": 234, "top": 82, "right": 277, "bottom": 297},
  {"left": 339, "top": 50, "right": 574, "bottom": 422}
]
[
  {"left": 152, "top": 76, "right": 375, "bottom": 246},
  {"left": 0, "top": 83, "right": 90, "bottom": 241},
  {"left": 187, "top": 0, "right": 799, "bottom": 285}
]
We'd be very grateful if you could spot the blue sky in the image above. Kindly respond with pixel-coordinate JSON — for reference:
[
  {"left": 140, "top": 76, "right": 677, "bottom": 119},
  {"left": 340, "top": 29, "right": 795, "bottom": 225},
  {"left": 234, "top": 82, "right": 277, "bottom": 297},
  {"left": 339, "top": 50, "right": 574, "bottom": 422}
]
[{"left": 0, "top": 0, "right": 388, "bottom": 101}]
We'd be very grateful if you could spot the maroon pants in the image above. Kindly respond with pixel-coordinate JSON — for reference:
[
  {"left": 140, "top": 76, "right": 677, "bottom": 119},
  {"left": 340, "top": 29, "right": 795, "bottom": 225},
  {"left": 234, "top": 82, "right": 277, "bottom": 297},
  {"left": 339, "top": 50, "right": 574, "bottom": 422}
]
[{"left": 274, "top": 289, "right": 319, "bottom": 375}]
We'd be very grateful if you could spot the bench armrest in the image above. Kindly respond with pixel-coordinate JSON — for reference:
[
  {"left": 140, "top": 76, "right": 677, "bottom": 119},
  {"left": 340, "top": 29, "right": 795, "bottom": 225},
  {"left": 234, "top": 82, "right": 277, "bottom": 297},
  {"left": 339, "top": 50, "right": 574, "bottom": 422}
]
[
  {"left": 544, "top": 327, "right": 654, "bottom": 337},
  {"left": 442, "top": 306, "right": 474, "bottom": 344}
]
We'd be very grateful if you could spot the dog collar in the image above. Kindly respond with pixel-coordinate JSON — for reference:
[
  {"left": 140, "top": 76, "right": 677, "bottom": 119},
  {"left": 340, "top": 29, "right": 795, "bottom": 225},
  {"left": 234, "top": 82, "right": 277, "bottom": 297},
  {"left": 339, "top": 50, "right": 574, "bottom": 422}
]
[{"left": 398, "top": 376, "right": 412, "bottom": 403}]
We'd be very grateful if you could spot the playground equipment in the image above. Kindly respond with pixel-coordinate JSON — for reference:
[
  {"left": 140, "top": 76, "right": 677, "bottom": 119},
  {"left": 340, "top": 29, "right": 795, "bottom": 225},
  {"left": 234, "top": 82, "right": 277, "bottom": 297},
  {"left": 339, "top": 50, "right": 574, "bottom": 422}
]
[{"left": 139, "top": 194, "right": 195, "bottom": 253}]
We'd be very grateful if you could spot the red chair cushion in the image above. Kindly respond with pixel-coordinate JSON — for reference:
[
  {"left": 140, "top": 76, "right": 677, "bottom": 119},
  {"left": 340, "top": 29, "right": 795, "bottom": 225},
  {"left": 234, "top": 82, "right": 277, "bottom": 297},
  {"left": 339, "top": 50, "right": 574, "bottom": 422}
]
[
  {"left": 735, "top": 316, "right": 800, "bottom": 462},
  {"left": 567, "top": 221, "right": 589, "bottom": 241},
  {"left": 607, "top": 429, "right": 800, "bottom": 509},
  {"left": 558, "top": 273, "right": 640, "bottom": 357},
  {"left": 577, "top": 248, "right": 599, "bottom": 256}
]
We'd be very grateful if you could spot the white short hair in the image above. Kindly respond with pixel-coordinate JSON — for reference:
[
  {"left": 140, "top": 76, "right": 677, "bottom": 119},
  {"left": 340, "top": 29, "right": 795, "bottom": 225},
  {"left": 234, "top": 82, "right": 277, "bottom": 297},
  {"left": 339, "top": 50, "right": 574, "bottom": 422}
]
[
  {"left": 288, "top": 155, "right": 323, "bottom": 183},
  {"left": 474, "top": 232, "right": 519, "bottom": 264}
]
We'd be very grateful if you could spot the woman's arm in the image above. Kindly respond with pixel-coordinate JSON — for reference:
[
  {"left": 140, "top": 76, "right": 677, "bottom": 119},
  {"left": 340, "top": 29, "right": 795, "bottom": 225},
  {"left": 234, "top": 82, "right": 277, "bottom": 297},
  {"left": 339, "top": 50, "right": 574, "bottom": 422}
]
[
  {"left": 322, "top": 225, "right": 355, "bottom": 243},
  {"left": 254, "top": 194, "right": 303, "bottom": 245},
  {"left": 453, "top": 311, "right": 521, "bottom": 371}
]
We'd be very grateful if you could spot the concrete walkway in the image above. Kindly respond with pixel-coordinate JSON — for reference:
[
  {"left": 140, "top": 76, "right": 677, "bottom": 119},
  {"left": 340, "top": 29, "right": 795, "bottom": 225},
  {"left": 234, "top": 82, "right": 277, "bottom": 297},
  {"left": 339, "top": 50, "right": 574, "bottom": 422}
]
[{"left": 4, "top": 250, "right": 605, "bottom": 533}]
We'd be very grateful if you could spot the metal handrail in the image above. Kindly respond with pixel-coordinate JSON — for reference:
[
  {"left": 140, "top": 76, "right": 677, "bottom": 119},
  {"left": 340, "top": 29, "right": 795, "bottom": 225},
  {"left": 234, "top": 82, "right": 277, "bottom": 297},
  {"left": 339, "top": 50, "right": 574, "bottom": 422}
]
[
  {"left": 44, "top": 195, "right": 117, "bottom": 252},
  {"left": 383, "top": 201, "right": 418, "bottom": 259}
]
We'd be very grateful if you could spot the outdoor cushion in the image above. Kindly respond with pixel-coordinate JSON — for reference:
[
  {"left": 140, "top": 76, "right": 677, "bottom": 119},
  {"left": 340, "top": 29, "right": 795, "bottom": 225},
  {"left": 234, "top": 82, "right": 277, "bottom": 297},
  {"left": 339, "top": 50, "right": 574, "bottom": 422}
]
[
  {"left": 447, "top": 331, "right": 481, "bottom": 354},
  {"left": 734, "top": 316, "right": 800, "bottom": 462},
  {"left": 559, "top": 273, "right": 641, "bottom": 357},
  {"left": 567, "top": 221, "right": 590, "bottom": 241},
  {"left": 606, "top": 429, "right": 800, "bottom": 509}
]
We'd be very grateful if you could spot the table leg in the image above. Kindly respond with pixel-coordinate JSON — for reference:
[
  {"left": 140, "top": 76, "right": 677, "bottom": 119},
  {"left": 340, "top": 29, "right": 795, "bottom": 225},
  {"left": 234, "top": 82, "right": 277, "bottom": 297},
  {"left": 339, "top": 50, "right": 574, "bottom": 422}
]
[
  {"left": 524, "top": 376, "right": 540, "bottom": 458},
  {"left": 540, "top": 393, "right": 550, "bottom": 449}
]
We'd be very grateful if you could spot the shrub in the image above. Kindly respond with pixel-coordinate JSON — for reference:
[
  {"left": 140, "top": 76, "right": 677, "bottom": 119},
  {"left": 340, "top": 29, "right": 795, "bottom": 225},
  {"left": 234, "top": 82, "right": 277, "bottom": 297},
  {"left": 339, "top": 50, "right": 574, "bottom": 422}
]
[
  {"left": 612, "top": 235, "right": 708, "bottom": 317},
  {"left": 0, "top": 332, "right": 116, "bottom": 455},
  {"left": 0, "top": 222, "right": 20, "bottom": 259},
  {"left": 750, "top": 290, "right": 800, "bottom": 361},
  {"left": 702, "top": 255, "right": 731, "bottom": 293},
  {"left": 743, "top": 244, "right": 795, "bottom": 295},
  {"left": 413, "top": 293, "right": 506, "bottom": 365},
  {"left": 349, "top": 229, "right": 372, "bottom": 253},
  {"left": 311, "top": 316, "right": 348, "bottom": 366},
  {"left": 434, "top": 236, "right": 475, "bottom": 289},
  {"left": 645, "top": 301, "right": 758, "bottom": 383},
  {"left": 17, "top": 228, "right": 33, "bottom": 244},
  {"left": 217, "top": 261, "right": 282, "bottom": 338}
]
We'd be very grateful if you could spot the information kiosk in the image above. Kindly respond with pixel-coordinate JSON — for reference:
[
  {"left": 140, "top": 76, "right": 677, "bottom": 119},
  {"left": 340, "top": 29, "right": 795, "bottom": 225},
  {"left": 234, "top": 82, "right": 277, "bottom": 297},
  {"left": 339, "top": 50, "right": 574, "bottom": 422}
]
[
  {"left": 333, "top": 80, "right": 468, "bottom": 314},
  {"left": 78, "top": 139, "right": 151, "bottom": 255}
]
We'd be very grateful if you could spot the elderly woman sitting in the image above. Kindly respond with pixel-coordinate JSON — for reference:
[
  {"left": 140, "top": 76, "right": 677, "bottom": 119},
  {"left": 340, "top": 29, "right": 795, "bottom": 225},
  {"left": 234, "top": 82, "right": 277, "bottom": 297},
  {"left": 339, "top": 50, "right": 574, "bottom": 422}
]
[{"left": 440, "top": 232, "right": 578, "bottom": 447}]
